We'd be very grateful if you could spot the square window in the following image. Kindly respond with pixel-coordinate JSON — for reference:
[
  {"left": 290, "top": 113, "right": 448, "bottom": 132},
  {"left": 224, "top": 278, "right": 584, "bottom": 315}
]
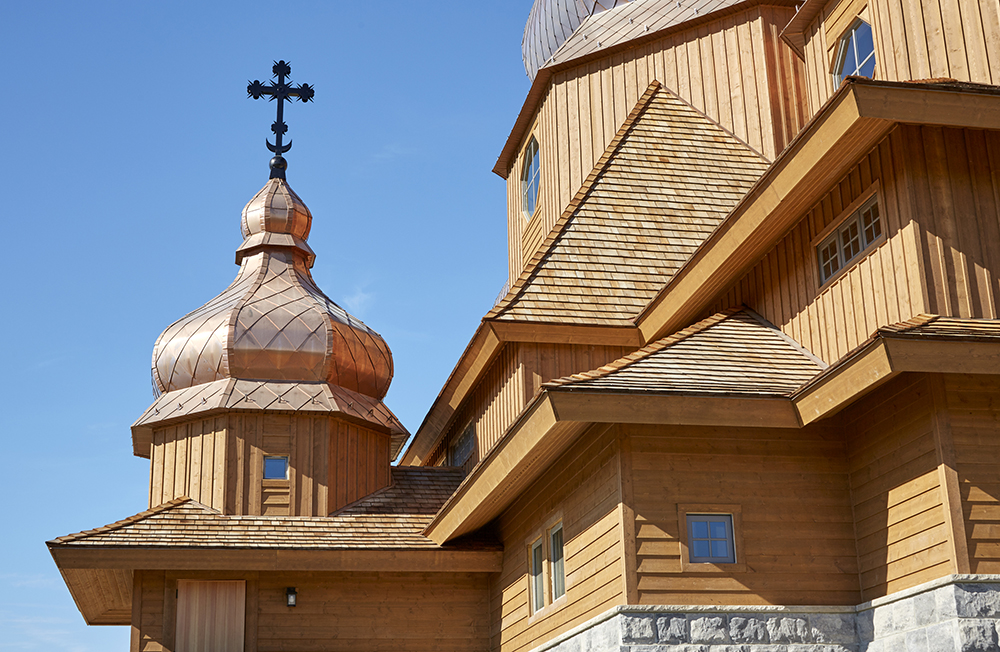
[
  {"left": 686, "top": 514, "right": 735, "bottom": 564},
  {"left": 263, "top": 456, "right": 288, "bottom": 480}
]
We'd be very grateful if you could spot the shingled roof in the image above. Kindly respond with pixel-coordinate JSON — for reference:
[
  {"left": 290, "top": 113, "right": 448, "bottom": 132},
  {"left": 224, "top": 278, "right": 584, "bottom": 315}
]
[
  {"left": 545, "top": 309, "right": 825, "bottom": 395},
  {"left": 488, "top": 82, "right": 769, "bottom": 326},
  {"left": 49, "top": 468, "right": 496, "bottom": 551},
  {"left": 878, "top": 314, "right": 1000, "bottom": 340}
]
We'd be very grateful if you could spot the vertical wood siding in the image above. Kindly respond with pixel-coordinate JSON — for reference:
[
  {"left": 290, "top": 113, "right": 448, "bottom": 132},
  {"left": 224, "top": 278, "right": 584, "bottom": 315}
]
[
  {"left": 945, "top": 374, "right": 1000, "bottom": 573},
  {"left": 506, "top": 6, "right": 807, "bottom": 285},
  {"left": 802, "top": 0, "right": 1000, "bottom": 114},
  {"left": 433, "top": 343, "right": 627, "bottom": 472},
  {"left": 491, "top": 426, "right": 624, "bottom": 652},
  {"left": 151, "top": 413, "right": 387, "bottom": 517},
  {"left": 845, "top": 374, "right": 952, "bottom": 600},
  {"left": 626, "top": 422, "right": 859, "bottom": 605},
  {"left": 715, "top": 126, "right": 1000, "bottom": 365},
  {"left": 327, "top": 421, "right": 390, "bottom": 513}
]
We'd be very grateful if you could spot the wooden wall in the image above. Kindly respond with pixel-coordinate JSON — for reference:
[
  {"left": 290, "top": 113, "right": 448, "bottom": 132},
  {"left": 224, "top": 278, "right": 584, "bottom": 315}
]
[
  {"left": 506, "top": 5, "right": 808, "bottom": 285},
  {"left": 715, "top": 126, "right": 1000, "bottom": 365},
  {"left": 132, "top": 570, "right": 489, "bottom": 652},
  {"left": 625, "top": 421, "right": 860, "bottom": 606},
  {"left": 431, "top": 343, "right": 628, "bottom": 472},
  {"left": 491, "top": 425, "right": 624, "bottom": 652},
  {"left": 150, "top": 413, "right": 390, "bottom": 517},
  {"left": 801, "top": 0, "right": 1000, "bottom": 115},
  {"left": 945, "top": 373, "right": 1000, "bottom": 573},
  {"left": 328, "top": 421, "right": 391, "bottom": 513},
  {"left": 845, "top": 374, "right": 955, "bottom": 600}
]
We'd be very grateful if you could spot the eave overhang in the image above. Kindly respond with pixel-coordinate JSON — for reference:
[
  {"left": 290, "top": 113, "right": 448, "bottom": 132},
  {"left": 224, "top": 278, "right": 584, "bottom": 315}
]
[
  {"left": 794, "top": 332, "right": 1000, "bottom": 424},
  {"left": 494, "top": 0, "right": 796, "bottom": 178},
  {"left": 399, "top": 320, "right": 642, "bottom": 466},
  {"left": 48, "top": 543, "right": 502, "bottom": 625},
  {"left": 635, "top": 78, "right": 1000, "bottom": 345},
  {"left": 779, "top": 0, "right": 828, "bottom": 56},
  {"left": 422, "top": 388, "right": 798, "bottom": 544}
]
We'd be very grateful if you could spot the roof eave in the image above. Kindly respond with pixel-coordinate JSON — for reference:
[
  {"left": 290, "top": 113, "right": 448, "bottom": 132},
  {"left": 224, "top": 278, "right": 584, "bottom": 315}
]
[
  {"left": 635, "top": 78, "right": 1000, "bottom": 345},
  {"left": 779, "top": 0, "right": 828, "bottom": 57}
]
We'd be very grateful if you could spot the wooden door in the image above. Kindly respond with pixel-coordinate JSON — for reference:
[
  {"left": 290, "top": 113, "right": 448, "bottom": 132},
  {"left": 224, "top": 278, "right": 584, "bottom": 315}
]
[{"left": 175, "top": 580, "right": 246, "bottom": 652}]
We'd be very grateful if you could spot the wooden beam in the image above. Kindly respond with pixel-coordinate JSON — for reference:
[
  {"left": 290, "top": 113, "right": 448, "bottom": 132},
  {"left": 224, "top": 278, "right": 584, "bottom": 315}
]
[
  {"left": 794, "top": 340, "right": 895, "bottom": 425},
  {"left": 883, "top": 338, "right": 1000, "bottom": 374},
  {"left": 929, "top": 376, "right": 972, "bottom": 574},
  {"left": 549, "top": 391, "right": 801, "bottom": 428},
  {"left": 488, "top": 320, "right": 643, "bottom": 347},
  {"left": 48, "top": 546, "right": 503, "bottom": 573}
]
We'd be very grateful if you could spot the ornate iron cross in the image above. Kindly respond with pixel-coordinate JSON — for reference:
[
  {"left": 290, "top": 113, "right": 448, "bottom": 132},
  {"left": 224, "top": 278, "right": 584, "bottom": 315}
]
[{"left": 248, "top": 60, "right": 315, "bottom": 179}]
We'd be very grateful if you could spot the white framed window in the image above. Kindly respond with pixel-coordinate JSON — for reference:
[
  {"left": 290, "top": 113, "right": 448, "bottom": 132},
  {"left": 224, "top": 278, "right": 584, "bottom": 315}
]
[
  {"left": 550, "top": 523, "right": 565, "bottom": 600},
  {"left": 530, "top": 538, "right": 545, "bottom": 613},
  {"left": 686, "top": 514, "right": 736, "bottom": 564},
  {"left": 816, "top": 195, "right": 882, "bottom": 285},
  {"left": 835, "top": 19, "right": 876, "bottom": 85},
  {"left": 263, "top": 456, "right": 288, "bottom": 480},
  {"left": 521, "top": 137, "right": 541, "bottom": 219}
]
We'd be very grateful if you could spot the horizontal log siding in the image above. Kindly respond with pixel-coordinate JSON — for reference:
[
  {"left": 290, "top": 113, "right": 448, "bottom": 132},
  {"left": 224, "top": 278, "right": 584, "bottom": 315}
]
[
  {"left": 945, "top": 373, "right": 1000, "bottom": 573},
  {"left": 716, "top": 127, "right": 1000, "bottom": 365},
  {"left": 507, "top": 6, "right": 807, "bottom": 283},
  {"left": 846, "top": 374, "right": 952, "bottom": 600},
  {"left": 491, "top": 425, "right": 624, "bottom": 652},
  {"left": 801, "top": 0, "right": 1000, "bottom": 115},
  {"left": 626, "top": 422, "right": 859, "bottom": 606}
]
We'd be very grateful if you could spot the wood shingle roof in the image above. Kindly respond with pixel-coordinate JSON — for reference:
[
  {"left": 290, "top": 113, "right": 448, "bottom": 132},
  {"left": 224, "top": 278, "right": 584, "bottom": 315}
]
[
  {"left": 49, "top": 468, "right": 496, "bottom": 551},
  {"left": 488, "top": 82, "right": 769, "bottom": 326},
  {"left": 545, "top": 308, "right": 826, "bottom": 395}
]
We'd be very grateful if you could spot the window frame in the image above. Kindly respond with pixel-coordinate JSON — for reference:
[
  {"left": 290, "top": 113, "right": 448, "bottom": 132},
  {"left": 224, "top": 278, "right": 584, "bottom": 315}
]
[
  {"left": 520, "top": 136, "right": 541, "bottom": 221},
  {"left": 686, "top": 514, "right": 736, "bottom": 564},
  {"left": 833, "top": 18, "right": 876, "bottom": 86},
  {"left": 263, "top": 455, "right": 289, "bottom": 480},
  {"left": 549, "top": 523, "right": 566, "bottom": 601},
  {"left": 678, "top": 504, "right": 746, "bottom": 572},
  {"left": 529, "top": 537, "right": 545, "bottom": 614},
  {"left": 813, "top": 184, "right": 884, "bottom": 288}
]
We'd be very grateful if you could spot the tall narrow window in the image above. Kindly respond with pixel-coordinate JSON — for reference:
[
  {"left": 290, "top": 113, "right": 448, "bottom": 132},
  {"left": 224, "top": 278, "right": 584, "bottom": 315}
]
[
  {"left": 835, "top": 20, "right": 876, "bottom": 85},
  {"left": 550, "top": 524, "right": 565, "bottom": 600},
  {"left": 530, "top": 538, "right": 545, "bottom": 612},
  {"left": 521, "top": 137, "right": 541, "bottom": 219},
  {"left": 817, "top": 195, "right": 882, "bottom": 284},
  {"left": 448, "top": 422, "right": 475, "bottom": 467}
]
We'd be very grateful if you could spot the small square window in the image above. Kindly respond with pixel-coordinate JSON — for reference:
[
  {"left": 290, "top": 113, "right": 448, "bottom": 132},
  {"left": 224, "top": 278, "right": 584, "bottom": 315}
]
[
  {"left": 687, "top": 514, "right": 735, "bottom": 563},
  {"left": 263, "top": 456, "right": 288, "bottom": 480}
]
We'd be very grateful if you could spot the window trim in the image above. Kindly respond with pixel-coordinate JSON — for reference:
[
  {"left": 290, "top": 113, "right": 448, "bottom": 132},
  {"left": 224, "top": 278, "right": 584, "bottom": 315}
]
[
  {"left": 549, "top": 523, "right": 566, "bottom": 601},
  {"left": 529, "top": 537, "right": 545, "bottom": 614},
  {"left": 525, "top": 514, "right": 567, "bottom": 619},
  {"left": 678, "top": 504, "right": 746, "bottom": 573},
  {"left": 812, "top": 182, "right": 884, "bottom": 289},
  {"left": 263, "top": 455, "right": 289, "bottom": 480}
]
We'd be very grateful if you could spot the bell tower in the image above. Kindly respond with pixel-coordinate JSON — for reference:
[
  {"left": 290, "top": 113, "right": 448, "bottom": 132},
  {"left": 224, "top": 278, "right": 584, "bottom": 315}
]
[{"left": 130, "top": 61, "right": 408, "bottom": 517}]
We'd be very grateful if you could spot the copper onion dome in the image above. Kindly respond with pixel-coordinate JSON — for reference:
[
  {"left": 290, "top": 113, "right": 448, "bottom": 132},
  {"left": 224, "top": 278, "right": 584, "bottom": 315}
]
[{"left": 151, "top": 178, "right": 394, "bottom": 400}]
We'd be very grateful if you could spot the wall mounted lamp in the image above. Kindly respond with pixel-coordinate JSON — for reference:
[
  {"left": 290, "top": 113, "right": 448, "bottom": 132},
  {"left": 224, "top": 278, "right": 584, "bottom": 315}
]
[{"left": 286, "top": 587, "right": 297, "bottom": 607}]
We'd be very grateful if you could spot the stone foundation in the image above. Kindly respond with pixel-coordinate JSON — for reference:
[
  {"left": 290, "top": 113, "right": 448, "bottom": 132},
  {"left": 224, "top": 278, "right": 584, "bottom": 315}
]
[{"left": 530, "top": 575, "right": 1000, "bottom": 652}]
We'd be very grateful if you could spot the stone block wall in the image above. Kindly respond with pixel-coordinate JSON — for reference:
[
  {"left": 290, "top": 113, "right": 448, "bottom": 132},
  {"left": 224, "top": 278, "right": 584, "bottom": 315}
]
[{"left": 530, "top": 575, "right": 1000, "bottom": 652}]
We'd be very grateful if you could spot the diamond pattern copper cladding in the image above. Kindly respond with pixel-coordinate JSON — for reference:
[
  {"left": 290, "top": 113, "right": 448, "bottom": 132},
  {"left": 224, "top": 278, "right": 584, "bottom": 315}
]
[{"left": 151, "top": 178, "right": 394, "bottom": 400}]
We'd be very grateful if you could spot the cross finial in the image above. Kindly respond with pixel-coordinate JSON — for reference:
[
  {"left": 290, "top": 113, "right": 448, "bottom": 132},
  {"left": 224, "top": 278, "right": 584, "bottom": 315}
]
[{"left": 248, "top": 60, "right": 315, "bottom": 180}]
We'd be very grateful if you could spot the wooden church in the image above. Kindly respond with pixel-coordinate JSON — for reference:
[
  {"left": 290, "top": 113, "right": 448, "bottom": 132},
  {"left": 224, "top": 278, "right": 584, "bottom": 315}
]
[{"left": 50, "top": 0, "right": 1000, "bottom": 650}]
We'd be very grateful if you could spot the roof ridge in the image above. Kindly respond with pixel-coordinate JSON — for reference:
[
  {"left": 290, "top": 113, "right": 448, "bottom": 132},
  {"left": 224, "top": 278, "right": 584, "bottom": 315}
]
[
  {"left": 878, "top": 313, "right": 940, "bottom": 335},
  {"left": 544, "top": 306, "right": 744, "bottom": 388},
  {"left": 486, "top": 80, "right": 663, "bottom": 321},
  {"left": 47, "top": 496, "right": 216, "bottom": 544}
]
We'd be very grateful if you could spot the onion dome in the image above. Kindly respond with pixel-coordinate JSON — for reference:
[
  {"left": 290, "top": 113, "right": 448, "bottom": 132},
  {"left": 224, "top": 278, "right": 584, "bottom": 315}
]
[
  {"left": 151, "top": 178, "right": 393, "bottom": 400},
  {"left": 523, "top": 0, "right": 632, "bottom": 80}
]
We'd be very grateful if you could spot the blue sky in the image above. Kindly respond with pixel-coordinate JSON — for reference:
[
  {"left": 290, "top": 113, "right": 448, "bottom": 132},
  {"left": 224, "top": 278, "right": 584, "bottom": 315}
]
[{"left": 0, "top": 2, "right": 531, "bottom": 649}]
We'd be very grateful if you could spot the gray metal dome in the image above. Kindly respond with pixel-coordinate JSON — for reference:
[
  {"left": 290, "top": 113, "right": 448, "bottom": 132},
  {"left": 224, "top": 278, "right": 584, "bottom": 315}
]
[{"left": 522, "top": 0, "right": 633, "bottom": 80}]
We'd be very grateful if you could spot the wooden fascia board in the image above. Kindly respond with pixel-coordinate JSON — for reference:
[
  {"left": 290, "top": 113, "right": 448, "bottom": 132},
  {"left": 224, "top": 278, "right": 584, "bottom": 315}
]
[
  {"left": 547, "top": 390, "right": 801, "bottom": 428},
  {"left": 852, "top": 83, "right": 1000, "bottom": 130},
  {"left": 424, "top": 395, "right": 589, "bottom": 544},
  {"left": 793, "top": 336, "right": 1000, "bottom": 424},
  {"left": 48, "top": 545, "right": 503, "bottom": 573},
  {"left": 793, "top": 340, "right": 895, "bottom": 425},
  {"left": 400, "top": 324, "right": 502, "bottom": 465},
  {"left": 488, "top": 320, "right": 644, "bottom": 346},
  {"left": 779, "top": 0, "right": 829, "bottom": 56}
]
